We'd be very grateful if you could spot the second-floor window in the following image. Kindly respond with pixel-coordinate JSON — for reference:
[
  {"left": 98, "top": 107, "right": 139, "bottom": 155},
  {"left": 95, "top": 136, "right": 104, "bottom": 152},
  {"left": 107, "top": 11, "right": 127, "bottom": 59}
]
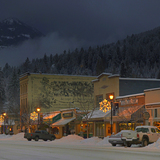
[{"left": 155, "top": 109, "right": 157, "bottom": 118}]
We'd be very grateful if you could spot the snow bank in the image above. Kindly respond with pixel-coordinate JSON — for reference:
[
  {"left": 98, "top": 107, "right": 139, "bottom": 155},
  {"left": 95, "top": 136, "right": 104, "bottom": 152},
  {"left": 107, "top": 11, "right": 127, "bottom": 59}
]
[
  {"left": 55, "top": 134, "right": 84, "bottom": 144},
  {"left": 96, "top": 136, "right": 110, "bottom": 146},
  {"left": 1, "top": 133, "right": 160, "bottom": 150},
  {"left": 0, "top": 133, "right": 25, "bottom": 141},
  {"left": 145, "top": 138, "right": 160, "bottom": 150},
  {"left": 80, "top": 137, "right": 102, "bottom": 145},
  {"left": 0, "top": 134, "right": 12, "bottom": 139}
]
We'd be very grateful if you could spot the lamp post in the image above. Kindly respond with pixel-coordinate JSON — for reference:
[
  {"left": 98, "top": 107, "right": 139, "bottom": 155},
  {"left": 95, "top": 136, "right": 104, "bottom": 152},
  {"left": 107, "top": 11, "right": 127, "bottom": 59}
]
[
  {"left": 3, "top": 112, "right": 6, "bottom": 134},
  {"left": 36, "top": 108, "right": 41, "bottom": 127},
  {"left": 109, "top": 94, "right": 114, "bottom": 135}
]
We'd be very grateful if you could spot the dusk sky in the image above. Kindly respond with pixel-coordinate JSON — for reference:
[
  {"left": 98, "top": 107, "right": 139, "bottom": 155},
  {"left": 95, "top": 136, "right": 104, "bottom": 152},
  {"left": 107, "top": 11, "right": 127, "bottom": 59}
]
[{"left": 1, "top": 0, "right": 160, "bottom": 67}]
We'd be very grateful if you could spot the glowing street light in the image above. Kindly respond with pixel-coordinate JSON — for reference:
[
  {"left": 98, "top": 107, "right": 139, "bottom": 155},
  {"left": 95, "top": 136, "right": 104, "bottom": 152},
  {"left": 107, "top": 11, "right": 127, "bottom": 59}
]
[
  {"left": 36, "top": 108, "right": 40, "bottom": 112},
  {"left": 109, "top": 94, "right": 114, "bottom": 135},
  {"left": 2, "top": 112, "right": 6, "bottom": 134},
  {"left": 36, "top": 108, "right": 41, "bottom": 126}
]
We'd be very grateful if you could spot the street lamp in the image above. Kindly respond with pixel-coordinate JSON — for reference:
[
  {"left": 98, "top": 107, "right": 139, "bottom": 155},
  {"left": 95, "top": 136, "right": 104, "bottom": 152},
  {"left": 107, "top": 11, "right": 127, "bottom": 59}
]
[
  {"left": 109, "top": 94, "right": 114, "bottom": 135},
  {"left": 36, "top": 108, "right": 41, "bottom": 126},
  {"left": 3, "top": 112, "right": 6, "bottom": 134}
]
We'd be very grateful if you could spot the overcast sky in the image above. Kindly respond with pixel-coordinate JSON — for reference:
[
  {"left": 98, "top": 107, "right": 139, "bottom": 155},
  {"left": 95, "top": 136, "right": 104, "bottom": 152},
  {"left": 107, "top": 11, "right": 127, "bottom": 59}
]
[{"left": 1, "top": 0, "right": 160, "bottom": 67}]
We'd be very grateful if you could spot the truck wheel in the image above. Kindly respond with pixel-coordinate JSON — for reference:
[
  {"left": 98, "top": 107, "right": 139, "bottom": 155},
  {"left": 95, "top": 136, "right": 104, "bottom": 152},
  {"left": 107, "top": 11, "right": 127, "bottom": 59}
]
[
  {"left": 142, "top": 138, "right": 148, "bottom": 147},
  {"left": 112, "top": 144, "right": 116, "bottom": 146},
  {"left": 35, "top": 136, "right": 39, "bottom": 141},
  {"left": 125, "top": 142, "right": 131, "bottom": 147},
  {"left": 27, "top": 139, "right": 31, "bottom": 141},
  {"left": 43, "top": 139, "right": 47, "bottom": 141},
  {"left": 50, "top": 136, "right": 55, "bottom": 141}
]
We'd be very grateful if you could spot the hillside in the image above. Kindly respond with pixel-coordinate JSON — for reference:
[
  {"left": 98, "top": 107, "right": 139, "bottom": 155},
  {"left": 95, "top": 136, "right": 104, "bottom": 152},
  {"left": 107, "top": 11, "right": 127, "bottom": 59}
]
[
  {"left": 0, "top": 18, "right": 44, "bottom": 48},
  {"left": 1, "top": 23, "right": 160, "bottom": 113}
]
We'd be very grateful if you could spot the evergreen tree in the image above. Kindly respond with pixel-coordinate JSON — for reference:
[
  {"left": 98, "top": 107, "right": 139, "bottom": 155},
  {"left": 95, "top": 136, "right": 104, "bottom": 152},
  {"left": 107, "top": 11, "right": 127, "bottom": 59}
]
[
  {"left": 7, "top": 68, "right": 20, "bottom": 115},
  {"left": 0, "top": 68, "right": 5, "bottom": 112}
]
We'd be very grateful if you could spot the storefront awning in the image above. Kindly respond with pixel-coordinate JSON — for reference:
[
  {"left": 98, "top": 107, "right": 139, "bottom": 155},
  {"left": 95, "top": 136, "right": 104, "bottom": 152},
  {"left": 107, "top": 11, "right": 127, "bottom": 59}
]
[
  {"left": 51, "top": 117, "right": 76, "bottom": 127},
  {"left": 43, "top": 112, "right": 61, "bottom": 124},
  {"left": 111, "top": 105, "right": 145, "bottom": 122}
]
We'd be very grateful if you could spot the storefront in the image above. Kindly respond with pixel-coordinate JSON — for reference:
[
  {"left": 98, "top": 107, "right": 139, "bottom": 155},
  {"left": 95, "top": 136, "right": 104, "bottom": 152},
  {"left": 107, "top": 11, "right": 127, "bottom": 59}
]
[
  {"left": 51, "top": 109, "right": 77, "bottom": 139},
  {"left": 82, "top": 109, "right": 115, "bottom": 138},
  {"left": 145, "top": 87, "right": 160, "bottom": 129},
  {"left": 115, "top": 93, "right": 145, "bottom": 131}
]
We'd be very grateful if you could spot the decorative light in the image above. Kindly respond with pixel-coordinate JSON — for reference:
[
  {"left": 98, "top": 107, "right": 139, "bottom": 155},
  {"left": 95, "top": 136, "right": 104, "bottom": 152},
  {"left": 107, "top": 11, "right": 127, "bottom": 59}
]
[
  {"left": 0, "top": 115, "right": 3, "bottom": 123},
  {"left": 99, "top": 99, "right": 111, "bottom": 113},
  {"left": 30, "top": 111, "right": 38, "bottom": 121}
]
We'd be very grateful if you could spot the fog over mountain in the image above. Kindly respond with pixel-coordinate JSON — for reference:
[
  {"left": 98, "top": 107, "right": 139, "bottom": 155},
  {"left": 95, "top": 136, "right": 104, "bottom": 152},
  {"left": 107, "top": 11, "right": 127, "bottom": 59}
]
[{"left": 0, "top": 18, "right": 87, "bottom": 67}]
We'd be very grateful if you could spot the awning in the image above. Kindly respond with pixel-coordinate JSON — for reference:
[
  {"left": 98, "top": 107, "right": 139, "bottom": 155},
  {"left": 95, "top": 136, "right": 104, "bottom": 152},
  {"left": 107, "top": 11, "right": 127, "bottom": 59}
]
[
  {"left": 43, "top": 113, "right": 61, "bottom": 124},
  {"left": 82, "top": 109, "right": 110, "bottom": 121},
  {"left": 51, "top": 117, "right": 76, "bottom": 127},
  {"left": 104, "top": 105, "right": 145, "bottom": 122}
]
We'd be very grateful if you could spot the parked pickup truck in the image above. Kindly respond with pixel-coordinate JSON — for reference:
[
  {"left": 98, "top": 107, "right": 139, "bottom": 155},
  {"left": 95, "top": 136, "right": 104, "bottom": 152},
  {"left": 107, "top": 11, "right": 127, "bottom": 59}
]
[
  {"left": 121, "top": 126, "right": 160, "bottom": 147},
  {"left": 24, "top": 130, "right": 56, "bottom": 141}
]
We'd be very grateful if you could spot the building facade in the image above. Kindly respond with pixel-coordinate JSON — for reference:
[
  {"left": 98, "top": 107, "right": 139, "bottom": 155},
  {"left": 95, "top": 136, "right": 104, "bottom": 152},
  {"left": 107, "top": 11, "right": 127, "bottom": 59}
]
[
  {"left": 144, "top": 88, "right": 160, "bottom": 129},
  {"left": 19, "top": 72, "right": 96, "bottom": 129},
  {"left": 92, "top": 73, "right": 160, "bottom": 136}
]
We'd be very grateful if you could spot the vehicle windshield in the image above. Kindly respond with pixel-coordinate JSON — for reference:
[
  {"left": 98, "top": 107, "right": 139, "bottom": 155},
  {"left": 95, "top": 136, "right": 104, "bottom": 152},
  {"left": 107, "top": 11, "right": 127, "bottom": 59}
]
[{"left": 136, "top": 128, "right": 149, "bottom": 133}]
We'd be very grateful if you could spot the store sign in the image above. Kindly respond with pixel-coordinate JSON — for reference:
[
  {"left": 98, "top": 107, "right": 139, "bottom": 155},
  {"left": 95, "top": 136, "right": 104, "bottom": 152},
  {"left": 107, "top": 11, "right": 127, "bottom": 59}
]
[
  {"left": 120, "top": 98, "right": 138, "bottom": 106},
  {"left": 143, "top": 112, "right": 150, "bottom": 120},
  {"left": 63, "top": 112, "right": 73, "bottom": 118}
]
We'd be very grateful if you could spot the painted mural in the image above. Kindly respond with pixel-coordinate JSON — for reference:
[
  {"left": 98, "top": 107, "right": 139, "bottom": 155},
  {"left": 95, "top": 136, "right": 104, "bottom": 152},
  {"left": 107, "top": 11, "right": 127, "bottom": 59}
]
[{"left": 38, "top": 77, "right": 94, "bottom": 111}]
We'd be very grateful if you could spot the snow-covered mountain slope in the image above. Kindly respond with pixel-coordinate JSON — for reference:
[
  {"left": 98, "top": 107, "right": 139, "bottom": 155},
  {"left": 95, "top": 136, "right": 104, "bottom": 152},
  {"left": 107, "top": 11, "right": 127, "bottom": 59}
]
[{"left": 0, "top": 18, "right": 44, "bottom": 48}]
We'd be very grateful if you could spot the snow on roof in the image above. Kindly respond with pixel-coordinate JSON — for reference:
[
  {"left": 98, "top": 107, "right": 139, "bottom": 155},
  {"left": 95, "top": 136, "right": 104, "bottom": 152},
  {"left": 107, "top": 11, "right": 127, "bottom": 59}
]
[
  {"left": 145, "top": 102, "right": 160, "bottom": 106},
  {"left": 116, "top": 93, "right": 144, "bottom": 99},
  {"left": 144, "top": 87, "right": 160, "bottom": 92},
  {"left": 108, "top": 74, "right": 120, "bottom": 78},
  {"left": 20, "top": 72, "right": 96, "bottom": 78},
  {"left": 83, "top": 109, "right": 110, "bottom": 119},
  {"left": 43, "top": 112, "right": 60, "bottom": 119},
  {"left": 0, "top": 120, "right": 15, "bottom": 125},
  {"left": 120, "top": 77, "right": 160, "bottom": 81}
]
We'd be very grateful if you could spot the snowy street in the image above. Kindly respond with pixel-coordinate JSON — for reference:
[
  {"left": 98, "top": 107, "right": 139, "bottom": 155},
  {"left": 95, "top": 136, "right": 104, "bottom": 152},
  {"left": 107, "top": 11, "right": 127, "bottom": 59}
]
[{"left": 0, "top": 133, "right": 160, "bottom": 160}]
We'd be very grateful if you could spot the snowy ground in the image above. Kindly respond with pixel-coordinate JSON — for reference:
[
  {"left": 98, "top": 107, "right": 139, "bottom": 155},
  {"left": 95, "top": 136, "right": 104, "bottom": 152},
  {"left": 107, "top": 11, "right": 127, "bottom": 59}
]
[{"left": 0, "top": 133, "right": 160, "bottom": 160}]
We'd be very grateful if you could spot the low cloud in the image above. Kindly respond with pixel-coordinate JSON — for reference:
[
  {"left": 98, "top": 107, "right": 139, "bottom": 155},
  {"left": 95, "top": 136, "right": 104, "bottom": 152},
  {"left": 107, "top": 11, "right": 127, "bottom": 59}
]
[{"left": 0, "top": 32, "right": 86, "bottom": 68}]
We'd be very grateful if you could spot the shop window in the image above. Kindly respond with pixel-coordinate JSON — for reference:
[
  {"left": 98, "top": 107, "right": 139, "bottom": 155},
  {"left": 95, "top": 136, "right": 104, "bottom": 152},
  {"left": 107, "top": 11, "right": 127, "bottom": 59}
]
[
  {"left": 52, "top": 127, "right": 59, "bottom": 134},
  {"left": 95, "top": 123, "right": 104, "bottom": 137}
]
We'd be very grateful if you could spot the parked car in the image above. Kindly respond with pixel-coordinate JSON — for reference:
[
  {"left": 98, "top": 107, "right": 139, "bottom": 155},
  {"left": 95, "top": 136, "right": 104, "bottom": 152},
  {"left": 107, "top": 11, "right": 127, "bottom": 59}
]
[
  {"left": 108, "top": 131, "right": 126, "bottom": 146},
  {"left": 121, "top": 126, "right": 160, "bottom": 147},
  {"left": 24, "top": 130, "right": 56, "bottom": 141}
]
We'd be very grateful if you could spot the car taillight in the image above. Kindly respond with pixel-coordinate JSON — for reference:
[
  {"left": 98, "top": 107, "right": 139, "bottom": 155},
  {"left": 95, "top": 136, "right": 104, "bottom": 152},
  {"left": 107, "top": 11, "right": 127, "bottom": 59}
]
[
  {"left": 31, "top": 134, "right": 33, "bottom": 136},
  {"left": 137, "top": 133, "right": 139, "bottom": 138},
  {"left": 121, "top": 133, "right": 122, "bottom": 138}
]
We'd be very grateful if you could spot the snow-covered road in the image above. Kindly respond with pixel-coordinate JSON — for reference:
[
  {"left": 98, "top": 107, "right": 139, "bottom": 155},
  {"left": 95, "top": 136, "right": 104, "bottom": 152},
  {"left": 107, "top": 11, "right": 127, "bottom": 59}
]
[{"left": 0, "top": 133, "right": 160, "bottom": 160}]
